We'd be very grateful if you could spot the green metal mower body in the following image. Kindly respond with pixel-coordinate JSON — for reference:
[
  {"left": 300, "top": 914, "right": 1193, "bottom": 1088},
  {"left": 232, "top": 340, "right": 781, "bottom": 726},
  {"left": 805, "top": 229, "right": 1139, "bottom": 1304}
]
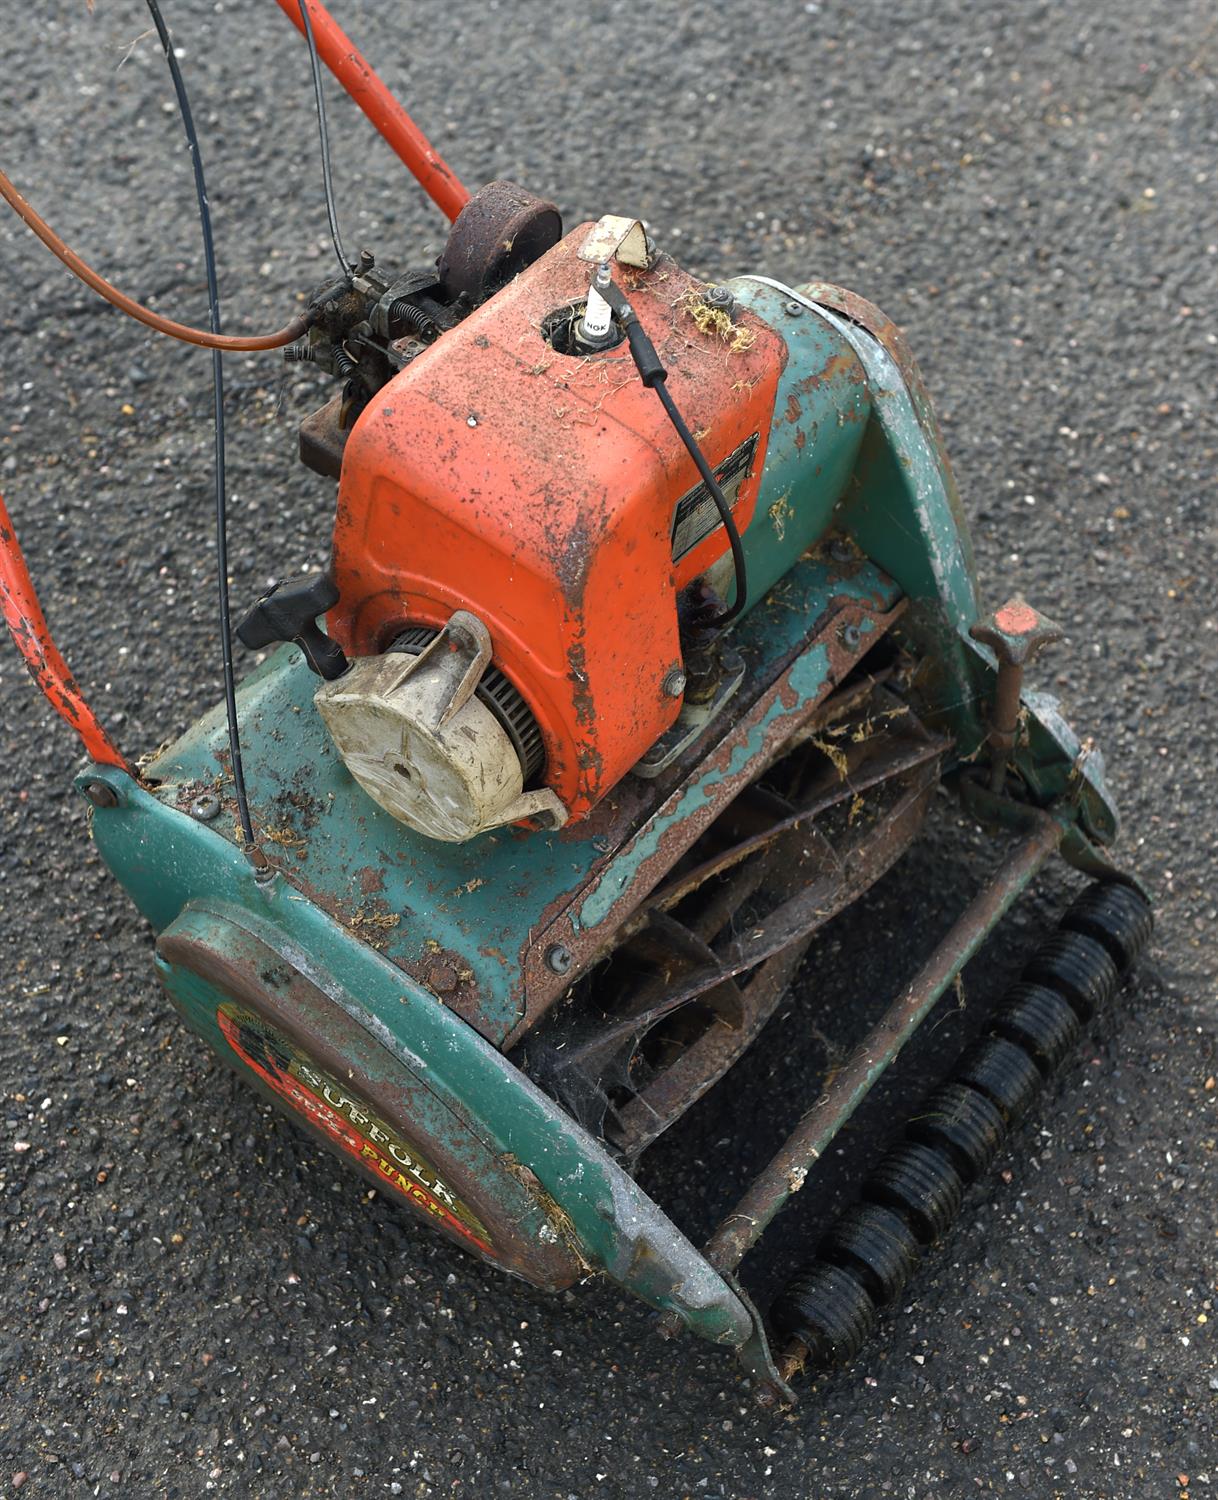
[{"left": 80, "top": 278, "right": 1128, "bottom": 1397}]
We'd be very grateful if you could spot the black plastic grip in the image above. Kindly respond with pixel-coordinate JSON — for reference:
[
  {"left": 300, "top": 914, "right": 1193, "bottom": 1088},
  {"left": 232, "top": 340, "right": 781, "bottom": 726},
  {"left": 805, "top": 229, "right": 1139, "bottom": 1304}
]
[{"left": 237, "top": 572, "right": 348, "bottom": 680}]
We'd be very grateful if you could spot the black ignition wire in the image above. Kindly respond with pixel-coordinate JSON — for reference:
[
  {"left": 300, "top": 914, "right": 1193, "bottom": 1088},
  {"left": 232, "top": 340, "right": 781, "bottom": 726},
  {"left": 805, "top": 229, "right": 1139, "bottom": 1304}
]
[{"left": 598, "top": 277, "right": 749, "bottom": 625}]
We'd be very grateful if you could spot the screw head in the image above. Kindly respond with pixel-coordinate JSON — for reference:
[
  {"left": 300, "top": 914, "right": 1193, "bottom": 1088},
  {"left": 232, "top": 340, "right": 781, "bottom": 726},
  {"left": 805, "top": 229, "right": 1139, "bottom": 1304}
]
[
  {"left": 841, "top": 622, "right": 863, "bottom": 650},
  {"left": 784, "top": 299, "right": 804, "bottom": 317},
  {"left": 705, "top": 285, "right": 735, "bottom": 311},
  {"left": 828, "top": 536, "right": 854, "bottom": 563},
  {"left": 662, "top": 668, "right": 687, "bottom": 698},
  {"left": 545, "top": 943, "right": 573, "bottom": 976},
  {"left": 189, "top": 792, "right": 222, "bottom": 822},
  {"left": 82, "top": 780, "right": 118, "bottom": 809}
]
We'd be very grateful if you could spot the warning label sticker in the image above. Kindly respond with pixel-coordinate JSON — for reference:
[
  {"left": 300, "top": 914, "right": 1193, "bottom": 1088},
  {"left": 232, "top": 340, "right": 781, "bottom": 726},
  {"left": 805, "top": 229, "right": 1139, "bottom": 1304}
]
[{"left": 670, "top": 432, "right": 759, "bottom": 561}]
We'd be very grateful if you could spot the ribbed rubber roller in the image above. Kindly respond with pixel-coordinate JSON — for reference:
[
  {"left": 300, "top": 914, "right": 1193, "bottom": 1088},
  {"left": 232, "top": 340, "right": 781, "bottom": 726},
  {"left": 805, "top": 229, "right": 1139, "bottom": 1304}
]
[
  {"left": 953, "top": 1034, "right": 1044, "bottom": 1123},
  {"left": 769, "top": 1262, "right": 878, "bottom": 1367},
  {"left": 817, "top": 1202, "right": 922, "bottom": 1305},
  {"left": 1059, "top": 882, "right": 1153, "bottom": 975},
  {"left": 861, "top": 1141, "right": 964, "bottom": 1245},
  {"left": 905, "top": 1081, "right": 1007, "bottom": 1182},
  {"left": 994, "top": 982, "right": 1083, "bottom": 1075},
  {"left": 1023, "top": 930, "right": 1119, "bottom": 1021}
]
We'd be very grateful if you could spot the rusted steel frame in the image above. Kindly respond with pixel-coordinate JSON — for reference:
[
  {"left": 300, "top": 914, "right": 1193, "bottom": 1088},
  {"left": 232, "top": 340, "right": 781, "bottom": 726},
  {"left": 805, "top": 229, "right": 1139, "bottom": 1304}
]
[
  {"left": 644, "top": 732, "right": 948, "bottom": 920},
  {"left": 0, "top": 490, "right": 130, "bottom": 772},
  {"left": 699, "top": 809, "right": 1063, "bottom": 1278},
  {"left": 562, "top": 767, "right": 939, "bottom": 1068},
  {"left": 272, "top": 0, "right": 470, "bottom": 222}
]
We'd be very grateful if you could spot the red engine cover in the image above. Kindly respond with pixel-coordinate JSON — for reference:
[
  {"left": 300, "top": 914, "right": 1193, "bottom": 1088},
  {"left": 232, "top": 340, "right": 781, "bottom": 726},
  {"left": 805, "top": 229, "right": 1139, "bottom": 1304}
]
[{"left": 328, "top": 227, "right": 785, "bottom": 818}]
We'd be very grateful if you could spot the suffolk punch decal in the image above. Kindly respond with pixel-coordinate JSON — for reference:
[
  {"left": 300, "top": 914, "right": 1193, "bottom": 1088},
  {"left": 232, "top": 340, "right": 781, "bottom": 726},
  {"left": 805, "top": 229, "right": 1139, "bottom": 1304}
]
[{"left": 217, "top": 1002, "right": 494, "bottom": 1253}]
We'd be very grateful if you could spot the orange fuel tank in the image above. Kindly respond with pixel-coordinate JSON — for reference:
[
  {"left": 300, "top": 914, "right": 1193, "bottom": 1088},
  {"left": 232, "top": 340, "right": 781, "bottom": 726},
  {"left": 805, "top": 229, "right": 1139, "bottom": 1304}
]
[{"left": 328, "top": 227, "right": 785, "bottom": 818}]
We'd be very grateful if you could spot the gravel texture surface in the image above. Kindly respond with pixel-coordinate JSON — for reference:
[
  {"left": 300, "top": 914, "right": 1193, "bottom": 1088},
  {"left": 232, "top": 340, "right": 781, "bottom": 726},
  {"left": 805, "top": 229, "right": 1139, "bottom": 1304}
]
[{"left": 1, "top": 2, "right": 1216, "bottom": 1496}]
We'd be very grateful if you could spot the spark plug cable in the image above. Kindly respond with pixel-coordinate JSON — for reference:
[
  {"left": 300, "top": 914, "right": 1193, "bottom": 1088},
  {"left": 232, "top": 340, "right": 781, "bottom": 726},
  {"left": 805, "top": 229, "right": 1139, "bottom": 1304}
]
[{"left": 598, "top": 274, "right": 749, "bottom": 625}]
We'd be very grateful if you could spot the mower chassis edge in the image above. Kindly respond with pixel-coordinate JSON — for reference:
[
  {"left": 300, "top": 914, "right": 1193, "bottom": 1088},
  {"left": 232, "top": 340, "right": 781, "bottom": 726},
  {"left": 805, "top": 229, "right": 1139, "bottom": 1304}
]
[
  {"left": 735, "top": 277, "right": 1121, "bottom": 850},
  {"left": 77, "top": 767, "right": 754, "bottom": 1349}
]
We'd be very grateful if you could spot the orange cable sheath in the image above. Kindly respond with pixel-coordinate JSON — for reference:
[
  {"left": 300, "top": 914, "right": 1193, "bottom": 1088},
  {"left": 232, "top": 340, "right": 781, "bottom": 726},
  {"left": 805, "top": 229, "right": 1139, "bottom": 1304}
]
[{"left": 0, "top": 167, "right": 309, "bottom": 351}]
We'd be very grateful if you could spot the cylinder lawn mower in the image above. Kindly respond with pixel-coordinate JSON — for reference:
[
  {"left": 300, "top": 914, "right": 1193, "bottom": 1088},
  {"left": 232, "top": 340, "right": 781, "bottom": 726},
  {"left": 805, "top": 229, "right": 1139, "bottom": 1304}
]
[{"left": 0, "top": 1, "right": 1152, "bottom": 1407}]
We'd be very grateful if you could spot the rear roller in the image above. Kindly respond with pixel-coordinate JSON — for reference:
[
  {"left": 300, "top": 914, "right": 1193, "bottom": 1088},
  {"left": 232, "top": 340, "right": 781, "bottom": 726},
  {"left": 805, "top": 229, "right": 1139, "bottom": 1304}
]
[
  {"left": 1022, "top": 930, "right": 1119, "bottom": 1020},
  {"left": 906, "top": 1082, "right": 1006, "bottom": 1181},
  {"left": 768, "top": 879, "right": 1152, "bottom": 1380},
  {"left": 994, "top": 983, "right": 1082, "bottom": 1074}
]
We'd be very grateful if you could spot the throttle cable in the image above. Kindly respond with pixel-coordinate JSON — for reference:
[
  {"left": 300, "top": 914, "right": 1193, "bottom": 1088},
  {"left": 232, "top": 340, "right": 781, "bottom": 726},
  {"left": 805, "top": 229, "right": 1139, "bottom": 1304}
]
[
  {"left": 0, "top": 167, "right": 308, "bottom": 352},
  {"left": 296, "top": 0, "right": 354, "bottom": 278},
  {"left": 144, "top": 0, "right": 257, "bottom": 853}
]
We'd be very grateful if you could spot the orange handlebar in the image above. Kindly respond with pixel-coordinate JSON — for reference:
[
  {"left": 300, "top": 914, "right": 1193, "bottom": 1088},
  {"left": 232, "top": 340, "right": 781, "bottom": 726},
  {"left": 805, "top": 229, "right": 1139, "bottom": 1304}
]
[
  {"left": 0, "top": 492, "right": 130, "bottom": 772},
  {"left": 274, "top": 0, "right": 471, "bottom": 223}
]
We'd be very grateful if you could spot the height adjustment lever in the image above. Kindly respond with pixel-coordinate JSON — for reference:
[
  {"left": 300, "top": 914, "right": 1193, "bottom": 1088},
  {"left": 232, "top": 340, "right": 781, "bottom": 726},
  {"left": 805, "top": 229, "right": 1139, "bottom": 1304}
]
[{"left": 237, "top": 573, "right": 349, "bottom": 680}]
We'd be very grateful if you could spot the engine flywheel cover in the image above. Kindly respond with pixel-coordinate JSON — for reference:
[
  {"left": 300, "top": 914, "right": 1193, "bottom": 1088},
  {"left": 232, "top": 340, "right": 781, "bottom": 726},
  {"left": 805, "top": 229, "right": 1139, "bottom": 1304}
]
[{"left": 315, "top": 624, "right": 566, "bottom": 842}]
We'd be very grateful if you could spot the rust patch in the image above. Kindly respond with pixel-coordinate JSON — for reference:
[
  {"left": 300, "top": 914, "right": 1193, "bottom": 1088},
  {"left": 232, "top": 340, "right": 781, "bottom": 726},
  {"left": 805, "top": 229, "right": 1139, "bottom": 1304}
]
[{"left": 994, "top": 599, "right": 1040, "bottom": 635}]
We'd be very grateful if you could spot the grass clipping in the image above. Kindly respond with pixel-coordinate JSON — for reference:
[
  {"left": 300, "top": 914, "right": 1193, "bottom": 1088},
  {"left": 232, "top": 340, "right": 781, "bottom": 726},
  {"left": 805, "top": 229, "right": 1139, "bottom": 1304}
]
[{"left": 678, "top": 286, "right": 756, "bottom": 353}]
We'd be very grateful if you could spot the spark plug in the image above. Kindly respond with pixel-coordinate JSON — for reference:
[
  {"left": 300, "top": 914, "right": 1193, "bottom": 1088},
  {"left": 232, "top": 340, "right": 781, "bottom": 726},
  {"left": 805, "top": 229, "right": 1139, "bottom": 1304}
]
[{"left": 574, "top": 262, "right": 616, "bottom": 349}]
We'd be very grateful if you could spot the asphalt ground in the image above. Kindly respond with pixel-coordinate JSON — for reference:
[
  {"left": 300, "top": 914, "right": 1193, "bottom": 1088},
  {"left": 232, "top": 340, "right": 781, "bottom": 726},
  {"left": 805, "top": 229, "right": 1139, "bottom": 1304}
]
[{"left": 1, "top": 2, "right": 1216, "bottom": 1496}]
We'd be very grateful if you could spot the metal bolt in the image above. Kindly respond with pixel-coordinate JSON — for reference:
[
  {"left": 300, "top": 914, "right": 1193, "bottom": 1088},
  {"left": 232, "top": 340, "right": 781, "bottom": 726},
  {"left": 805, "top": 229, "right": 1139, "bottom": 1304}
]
[
  {"left": 840, "top": 622, "right": 863, "bottom": 650},
  {"left": 828, "top": 537, "right": 854, "bottom": 563},
  {"left": 662, "top": 667, "right": 687, "bottom": 698},
  {"left": 545, "top": 944, "right": 573, "bottom": 976},
  {"left": 81, "top": 780, "right": 118, "bottom": 809},
  {"left": 426, "top": 960, "right": 458, "bottom": 995},
  {"left": 784, "top": 299, "right": 804, "bottom": 317},
  {"left": 189, "top": 792, "right": 222, "bottom": 822},
  {"left": 705, "top": 285, "right": 736, "bottom": 314}
]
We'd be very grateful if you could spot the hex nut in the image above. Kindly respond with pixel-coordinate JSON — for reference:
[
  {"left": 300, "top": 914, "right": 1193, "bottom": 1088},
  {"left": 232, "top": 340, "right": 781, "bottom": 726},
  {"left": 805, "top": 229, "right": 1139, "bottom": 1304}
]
[{"left": 426, "top": 961, "right": 459, "bottom": 994}]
